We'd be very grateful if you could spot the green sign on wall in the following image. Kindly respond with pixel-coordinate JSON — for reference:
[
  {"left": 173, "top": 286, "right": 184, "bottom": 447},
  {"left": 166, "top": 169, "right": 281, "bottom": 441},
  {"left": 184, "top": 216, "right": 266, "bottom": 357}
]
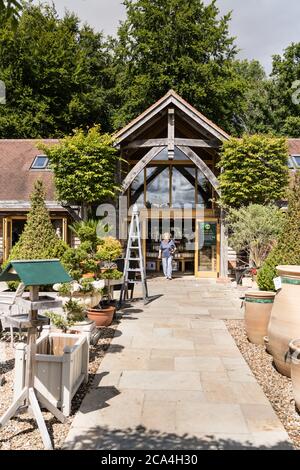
[{"left": 199, "top": 222, "right": 217, "bottom": 247}]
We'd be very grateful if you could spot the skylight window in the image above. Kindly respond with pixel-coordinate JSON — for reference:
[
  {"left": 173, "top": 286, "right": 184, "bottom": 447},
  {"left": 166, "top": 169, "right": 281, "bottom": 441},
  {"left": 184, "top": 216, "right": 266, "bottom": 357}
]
[
  {"left": 292, "top": 156, "right": 300, "bottom": 168},
  {"left": 31, "top": 155, "right": 49, "bottom": 170}
]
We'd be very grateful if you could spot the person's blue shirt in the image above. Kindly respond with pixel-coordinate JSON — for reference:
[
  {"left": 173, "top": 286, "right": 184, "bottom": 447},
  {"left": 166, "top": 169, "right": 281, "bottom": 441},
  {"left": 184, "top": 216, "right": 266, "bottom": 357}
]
[{"left": 160, "top": 240, "right": 176, "bottom": 258}]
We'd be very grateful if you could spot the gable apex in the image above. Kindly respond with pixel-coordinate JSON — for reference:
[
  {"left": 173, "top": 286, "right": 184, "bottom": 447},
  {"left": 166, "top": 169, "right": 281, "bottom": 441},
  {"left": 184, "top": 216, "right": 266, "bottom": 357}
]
[{"left": 114, "top": 89, "right": 230, "bottom": 144}]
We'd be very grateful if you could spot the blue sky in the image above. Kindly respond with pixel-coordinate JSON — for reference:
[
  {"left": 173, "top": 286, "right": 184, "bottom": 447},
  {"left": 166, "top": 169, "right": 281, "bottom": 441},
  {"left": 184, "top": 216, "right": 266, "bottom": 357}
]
[{"left": 42, "top": 0, "right": 300, "bottom": 74}]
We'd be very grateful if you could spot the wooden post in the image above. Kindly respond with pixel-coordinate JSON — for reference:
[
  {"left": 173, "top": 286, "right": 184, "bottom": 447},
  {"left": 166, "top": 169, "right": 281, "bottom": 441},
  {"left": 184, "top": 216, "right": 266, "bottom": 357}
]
[
  {"left": 220, "top": 208, "right": 228, "bottom": 278},
  {"left": 168, "top": 108, "right": 175, "bottom": 160},
  {"left": 81, "top": 335, "right": 89, "bottom": 384},
  {"left": 14, "top": 343, "right": 26, "bottom": 401},
  {"left": 61, "top": 345, "right": 72, "bottom": 417},
  {"left": 24, "top": 286, "right": 39, "bottom": 402}
]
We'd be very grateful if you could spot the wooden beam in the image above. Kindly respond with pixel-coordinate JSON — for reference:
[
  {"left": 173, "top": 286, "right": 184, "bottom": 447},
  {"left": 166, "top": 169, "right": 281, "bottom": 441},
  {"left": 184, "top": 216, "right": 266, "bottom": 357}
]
[
  {"left": 175, "top": 138, "right": 220, "bottom": 148},
  {"left": 168, "top": 108, "right": 175, "bottom": 160},
  {"left": 178, "top": 146, "right": 220, "bottom": 195},
  {"left": 121, "top": 146, "right": 165, "bottom": 193},
  {"left": 124, "top": 138, "right": 218, "bottom": 149},
  {"left": 124, "top": 138, "right": 168, "bottom": 149}
]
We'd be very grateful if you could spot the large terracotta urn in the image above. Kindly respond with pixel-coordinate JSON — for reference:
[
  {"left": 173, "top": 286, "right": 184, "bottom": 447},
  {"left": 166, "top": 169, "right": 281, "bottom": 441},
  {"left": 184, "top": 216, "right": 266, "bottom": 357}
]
[
  {"left": 268, "top": 266, "right": 300, "bottom": 377},
  {"left": 244, "top": 290, "right": 276, "bottom": 345}
]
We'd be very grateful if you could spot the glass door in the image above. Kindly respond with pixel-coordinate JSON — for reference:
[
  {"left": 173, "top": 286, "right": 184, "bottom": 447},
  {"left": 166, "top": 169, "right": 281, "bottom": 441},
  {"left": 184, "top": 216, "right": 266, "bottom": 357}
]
[{"left": 195, "top": 219, "right": 220, "bottom": 278}]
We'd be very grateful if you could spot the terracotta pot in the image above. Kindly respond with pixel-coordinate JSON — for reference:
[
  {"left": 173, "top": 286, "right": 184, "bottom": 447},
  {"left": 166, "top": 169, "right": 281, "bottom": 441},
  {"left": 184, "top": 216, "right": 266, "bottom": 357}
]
[
  {"left": 264, "top": 336, "right": 271, "bottom": 354},
  {"left": 289, "top": 339, "right": 300, "bottom": 411},
  {"left": 244, "top": 290, "right": 276, "bottom": 345},
  {"left": 268, "top": 266, "right": 300, "bottom": 377},
  {"left": 87, "top": 306, "right": 115, "bottom": 327}
]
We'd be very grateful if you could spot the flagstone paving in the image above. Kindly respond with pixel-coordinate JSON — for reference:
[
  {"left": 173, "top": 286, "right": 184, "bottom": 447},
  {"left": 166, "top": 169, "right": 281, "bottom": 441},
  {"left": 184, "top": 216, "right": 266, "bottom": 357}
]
[{"left": 64, "top": 278, "right": 292, "bottom": 450}]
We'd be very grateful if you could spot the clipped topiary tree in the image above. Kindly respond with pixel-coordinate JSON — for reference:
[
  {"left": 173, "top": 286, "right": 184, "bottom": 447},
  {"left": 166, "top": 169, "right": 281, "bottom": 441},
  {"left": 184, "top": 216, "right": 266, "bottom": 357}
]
[
  {"left": 218, "top": 135, "right": 289, "bottom": 208},
  {"left": 8, "top": 179, "right": 68, "bottom": 262},
  {"left": 257, "top": 173, "right": 300, "bottom": 291}
]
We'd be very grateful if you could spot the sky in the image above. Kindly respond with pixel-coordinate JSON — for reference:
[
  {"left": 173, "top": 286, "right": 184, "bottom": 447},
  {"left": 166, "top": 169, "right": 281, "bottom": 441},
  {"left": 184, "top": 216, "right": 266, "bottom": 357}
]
[{"left": 40, "top": 0, "right": 300, "bottom": 74}]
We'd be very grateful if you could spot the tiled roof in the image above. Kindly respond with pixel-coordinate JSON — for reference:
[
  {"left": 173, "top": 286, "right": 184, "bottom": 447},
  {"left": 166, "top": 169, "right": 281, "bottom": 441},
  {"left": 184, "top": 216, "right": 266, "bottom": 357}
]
[
  {"left": 0, "top": 139, "right": 58, "bottom": 202},
  {"left": 288, "top": 139, "right": 300, "bottom": 155}
]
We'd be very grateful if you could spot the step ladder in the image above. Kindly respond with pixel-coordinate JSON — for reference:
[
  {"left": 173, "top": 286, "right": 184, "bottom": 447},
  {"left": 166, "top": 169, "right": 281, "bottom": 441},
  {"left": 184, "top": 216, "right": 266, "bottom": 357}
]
[{"left": 119, "top": 204, "right": 149, "bottom": 305}]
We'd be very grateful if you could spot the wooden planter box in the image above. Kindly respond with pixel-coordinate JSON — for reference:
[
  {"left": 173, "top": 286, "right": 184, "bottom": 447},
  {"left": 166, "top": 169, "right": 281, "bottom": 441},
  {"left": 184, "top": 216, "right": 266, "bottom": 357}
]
[{"left": 14, "top": 332, "right": 89, "bottom": 416}]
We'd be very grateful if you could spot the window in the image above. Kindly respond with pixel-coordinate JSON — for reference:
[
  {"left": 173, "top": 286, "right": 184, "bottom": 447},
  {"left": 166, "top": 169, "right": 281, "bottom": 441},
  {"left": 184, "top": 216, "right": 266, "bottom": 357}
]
[
  {"left": 292, "top": 156, "right": 300, "bottom": 168},
  {"left": 31, "top": 155, "right": 49, "bottom": 170},
  {"left": 172, "top": 167, "right": 195, "bottom": 208}
]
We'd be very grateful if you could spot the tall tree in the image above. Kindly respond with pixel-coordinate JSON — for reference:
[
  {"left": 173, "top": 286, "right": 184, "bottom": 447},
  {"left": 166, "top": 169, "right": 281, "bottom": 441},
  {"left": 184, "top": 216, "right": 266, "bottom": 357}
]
[
  {"left": 0, "top": 3, "right": 112, "bottom": 137},
  {"left": 232, "top": 60, "right": 279, "bottom": 135},
  {"left": 270, "top": 43, "right": 300, "bottom": 137},
  {"left": 111, "top": 0, "right": 247, "bottom": 135},
  {"left": 0, "top": 0, "right": 22, "bottom": 29}
]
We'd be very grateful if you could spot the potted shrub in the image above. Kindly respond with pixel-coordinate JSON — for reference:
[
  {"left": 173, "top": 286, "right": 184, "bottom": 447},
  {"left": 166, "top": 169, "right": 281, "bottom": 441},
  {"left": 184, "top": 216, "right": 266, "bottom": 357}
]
[
  {"left": 97, "top": 237, "right": 123, "bottom": 307},
  {"left": 45, "top": 299, "right": 94, "bottom": 334},
  {"left": 86, "top": 238, "right": 123, "bottom": 327},
  {"left": 54, "top": 279, "right": 103, "bottom": 308},
  {"left": 86, "top": 287, "right": 115, "bottom": 327}
]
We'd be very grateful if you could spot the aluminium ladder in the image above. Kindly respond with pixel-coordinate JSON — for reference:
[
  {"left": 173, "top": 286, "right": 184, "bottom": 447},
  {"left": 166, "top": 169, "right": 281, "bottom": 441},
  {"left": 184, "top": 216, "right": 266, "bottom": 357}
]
[{"left": 119, "top": 204, "right": 149, "bottom": 305}]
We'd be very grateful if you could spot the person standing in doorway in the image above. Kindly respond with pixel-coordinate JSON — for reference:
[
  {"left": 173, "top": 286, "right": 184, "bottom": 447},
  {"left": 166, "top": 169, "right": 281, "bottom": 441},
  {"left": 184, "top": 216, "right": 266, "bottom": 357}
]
[{"left": 158, "top": 232, "right": 176, "bottom": 280}]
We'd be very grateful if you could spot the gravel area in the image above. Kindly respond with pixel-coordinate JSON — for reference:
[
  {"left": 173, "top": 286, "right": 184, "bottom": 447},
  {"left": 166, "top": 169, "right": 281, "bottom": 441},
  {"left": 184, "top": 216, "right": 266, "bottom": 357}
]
[
  {"left": 0, "top": 322, "right": 118, "bottom": 450},
  {"left": 226, "top": 319, "right": 300, "bottom": 449}
]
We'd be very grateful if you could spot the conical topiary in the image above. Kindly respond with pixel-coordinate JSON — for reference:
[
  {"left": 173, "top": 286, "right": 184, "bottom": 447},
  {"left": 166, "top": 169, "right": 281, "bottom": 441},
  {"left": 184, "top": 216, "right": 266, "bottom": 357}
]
[
  {"left": 8, "top": 180, "right": 67, "bottom": 261},
  {"left": 257, "top": 173, "right": 300, "bottom": 291}
]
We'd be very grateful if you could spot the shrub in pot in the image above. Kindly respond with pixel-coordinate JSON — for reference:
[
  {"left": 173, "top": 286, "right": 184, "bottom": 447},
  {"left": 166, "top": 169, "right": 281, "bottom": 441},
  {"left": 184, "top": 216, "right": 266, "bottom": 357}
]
[
  {"left": 86, "top": 238, "right": 123, "bottom": 327},
  {"left": 54, "top": 279, "right": 103, "bottom": 308},
  {"left": 97, "top": 237, "right": 123, "bottom": 307},
  {"left": 45, "top": 299, "right": 91, "bottom": 334}
]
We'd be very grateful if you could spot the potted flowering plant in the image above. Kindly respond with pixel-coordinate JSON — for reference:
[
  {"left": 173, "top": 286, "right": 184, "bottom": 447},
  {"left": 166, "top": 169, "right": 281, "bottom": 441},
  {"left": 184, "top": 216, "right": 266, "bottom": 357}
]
[{"left": 86, "top": 237, "right": 123, "bottom": 327}]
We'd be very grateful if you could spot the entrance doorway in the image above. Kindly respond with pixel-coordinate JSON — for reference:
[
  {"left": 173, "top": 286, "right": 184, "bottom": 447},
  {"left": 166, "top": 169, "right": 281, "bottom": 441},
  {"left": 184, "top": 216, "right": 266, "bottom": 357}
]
[
  {"left": 195, "top": 219, "right": 220, "bottom": 278},
  {"left": 144, "top": 217, "right": 195, "bottom": 275}
]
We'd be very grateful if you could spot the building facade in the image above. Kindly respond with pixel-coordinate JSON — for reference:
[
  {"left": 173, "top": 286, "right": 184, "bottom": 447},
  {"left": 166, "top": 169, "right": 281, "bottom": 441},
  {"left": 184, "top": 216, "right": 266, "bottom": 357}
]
[
  {"left": 1, "top": 90, "right": 300, "bottom": 277},
  {"left": 0, "top": 139, "right": 78, "bottom": 264}
]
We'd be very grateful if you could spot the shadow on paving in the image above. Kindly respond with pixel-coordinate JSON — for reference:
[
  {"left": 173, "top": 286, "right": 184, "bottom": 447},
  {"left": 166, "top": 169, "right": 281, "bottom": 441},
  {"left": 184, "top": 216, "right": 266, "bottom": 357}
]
[{"left": 65, "top": 425, "right": 294, "bottom": 450}]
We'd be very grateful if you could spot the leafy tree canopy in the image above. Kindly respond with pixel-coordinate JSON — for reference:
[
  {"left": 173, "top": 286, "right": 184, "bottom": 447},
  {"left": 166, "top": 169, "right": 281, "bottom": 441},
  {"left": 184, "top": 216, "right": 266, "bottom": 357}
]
[
  {"left": 0, "top": 3, "right": 112, "bottom": 137},
  {"left": 0, "top": 0, "right": 22, "bottom": 29},
  {"left": 111, "top": 0, "right": 247, "bottom": 135},
  {"left": 270, "top": 43, "right": 300, "bottom": 137},
  {"left": 218, "top": 135, "right": 289, "bottom": 208}
]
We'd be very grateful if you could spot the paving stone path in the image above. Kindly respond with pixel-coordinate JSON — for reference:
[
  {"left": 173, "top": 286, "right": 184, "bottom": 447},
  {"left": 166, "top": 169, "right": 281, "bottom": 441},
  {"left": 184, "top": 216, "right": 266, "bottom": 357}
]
[{"left": 64, "top": 278, "right": 292, "bottom": 450}]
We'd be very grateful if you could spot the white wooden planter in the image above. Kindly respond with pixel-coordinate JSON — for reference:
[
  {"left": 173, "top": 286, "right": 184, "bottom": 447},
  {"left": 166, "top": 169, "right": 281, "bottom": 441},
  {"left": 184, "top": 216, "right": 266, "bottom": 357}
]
[
  {"left": 57, "top": 291, "right": 102, "bottom": 308},
  {"left": 14, "top": 331, "right": 89, "bottom": 416}
]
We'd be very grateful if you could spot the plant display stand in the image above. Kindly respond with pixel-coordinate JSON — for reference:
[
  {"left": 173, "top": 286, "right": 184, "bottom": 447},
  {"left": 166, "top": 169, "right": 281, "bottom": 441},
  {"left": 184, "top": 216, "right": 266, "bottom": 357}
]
[
  {"left": 0, "top": 259, "right": 72, "bottom": 450},
  {"left": 14, "top": 330, "right": 89, "bottom": 417}
]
